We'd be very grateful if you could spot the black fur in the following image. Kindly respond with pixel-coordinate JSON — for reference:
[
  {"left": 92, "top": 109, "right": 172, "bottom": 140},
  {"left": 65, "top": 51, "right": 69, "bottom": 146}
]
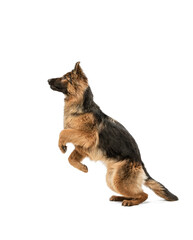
[
  {"left": 82, "top": 87, "right": 142, "bottom": 162},
  {"left": 48, "top": 64, "right": 178, "bottom": 202},
  {"left": 98, "top": 119, "right": 142, "bottom": 162},
  {"left": 83, "top": 87, "right": 105, "bottom": 124}
]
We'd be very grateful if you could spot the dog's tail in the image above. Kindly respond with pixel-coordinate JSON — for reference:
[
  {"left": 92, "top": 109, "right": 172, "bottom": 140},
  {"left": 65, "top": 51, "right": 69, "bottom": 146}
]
[{"left": 143, "top": 166, "right": 178, "bottom": 201}]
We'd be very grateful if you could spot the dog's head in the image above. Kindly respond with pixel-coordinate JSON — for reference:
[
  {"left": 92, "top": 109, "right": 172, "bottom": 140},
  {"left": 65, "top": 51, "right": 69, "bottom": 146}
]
[{"left": 48, "top": 62, "right": 88, "bottom": 99}]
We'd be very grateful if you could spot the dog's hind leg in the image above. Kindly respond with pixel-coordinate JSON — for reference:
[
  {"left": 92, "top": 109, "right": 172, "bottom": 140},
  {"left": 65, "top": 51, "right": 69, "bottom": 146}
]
[
  {"left": 68, "top": 148, "right": 88, "bottom": 173},
  {"left": 106, "top": 160, "right": 148, "bottom": 207}
]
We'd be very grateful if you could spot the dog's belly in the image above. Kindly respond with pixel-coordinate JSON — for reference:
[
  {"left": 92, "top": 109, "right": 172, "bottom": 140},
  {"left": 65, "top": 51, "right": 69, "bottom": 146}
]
[{"left": 86, "top": 148, "right": 106, "bottom": 162}]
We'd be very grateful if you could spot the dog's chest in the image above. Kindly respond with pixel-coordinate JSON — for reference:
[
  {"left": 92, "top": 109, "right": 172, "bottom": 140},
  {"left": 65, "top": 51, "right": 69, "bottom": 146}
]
[
  {"left": 64, "top": 113, "right": 96, "bottom": 131},
  {"left": 63, "top": 115, "right": 75, "bottom": 129}
]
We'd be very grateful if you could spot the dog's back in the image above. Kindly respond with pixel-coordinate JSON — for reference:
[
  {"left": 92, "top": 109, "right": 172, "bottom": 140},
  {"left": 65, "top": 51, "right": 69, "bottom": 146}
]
[{"left": 48, "top": 62, "right": 178, "bottom": 206}]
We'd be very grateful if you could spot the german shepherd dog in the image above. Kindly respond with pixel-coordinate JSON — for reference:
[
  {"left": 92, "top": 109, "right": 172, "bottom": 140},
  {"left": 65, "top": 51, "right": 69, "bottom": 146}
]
[{"left": 48, "top": 62, "right": 178, "bottom": 206}]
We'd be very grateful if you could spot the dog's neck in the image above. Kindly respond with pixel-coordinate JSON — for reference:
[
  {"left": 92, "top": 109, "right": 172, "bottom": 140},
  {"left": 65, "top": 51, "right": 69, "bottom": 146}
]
[
  {"left": 63, "top": 86, "right": 103, "bottom": 128},
  {"left": 82, "top": 87, "right": 94, "bottom": 111},
  {"left": 64, "top": 86, "right": 94, "bottom": 115},
  {"left": 64, "top": 98, "right": 82, "bottom": 116}
]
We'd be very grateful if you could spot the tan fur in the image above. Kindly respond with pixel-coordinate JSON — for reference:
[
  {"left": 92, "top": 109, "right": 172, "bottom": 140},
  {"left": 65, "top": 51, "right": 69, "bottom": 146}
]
[
  {"left": 49, "top": 62, "right": 178, "bottom": 206},
  {"left": 59, "top": 129, "right": 98, "bottom": 151},
  {"left": 68, "top": 148, "right": 88, "bottom": 173},
  {"left": 64, "top": 113, "right": 96, "bottom": 131},
  {"left": 64, "top": 73, "right": 88, "bottom": 104},
  {"left": 57, "top": 69, "right": 148, "bottom": 206},
  {"left": 60, "top": 106, "right": 148, "bottom": 206},
  {"left": 104, "top": 160, "right": 148, "bottom": 206},
  {"left": 50, "top": 63, "right": 150, "bottom": 206},
  {"left": 144, "top": 179, "right": 167, "bottom": 200},
  {"left": 59, "top": 108, "right": 99, "bottom": 171}
]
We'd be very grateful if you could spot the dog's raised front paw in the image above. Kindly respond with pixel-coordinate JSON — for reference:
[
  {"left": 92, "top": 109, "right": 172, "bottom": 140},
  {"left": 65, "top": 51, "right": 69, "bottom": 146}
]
[
  {"left": 62, "top": 145, "right": 67, "bottom": 153},
  {"left": 59, "top": 143, "right": 67, "bottom": 153}
]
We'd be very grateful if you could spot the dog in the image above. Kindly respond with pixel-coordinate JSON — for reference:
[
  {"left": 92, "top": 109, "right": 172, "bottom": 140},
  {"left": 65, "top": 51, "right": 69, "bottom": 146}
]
[{"left": 48, "top": 62, "right": 178, "bottom": 206}]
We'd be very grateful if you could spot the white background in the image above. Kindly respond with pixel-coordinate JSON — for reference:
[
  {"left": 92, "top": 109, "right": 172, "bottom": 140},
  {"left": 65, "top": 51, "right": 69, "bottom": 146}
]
[{"left": 0, "top": 0, "right": 193, "bottom": 239}]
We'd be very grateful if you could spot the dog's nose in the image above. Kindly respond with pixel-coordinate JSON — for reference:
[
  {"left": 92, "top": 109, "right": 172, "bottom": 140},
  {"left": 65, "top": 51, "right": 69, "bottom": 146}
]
[{"left": 48, "top": 79, "right": 53, "bottom": 84}]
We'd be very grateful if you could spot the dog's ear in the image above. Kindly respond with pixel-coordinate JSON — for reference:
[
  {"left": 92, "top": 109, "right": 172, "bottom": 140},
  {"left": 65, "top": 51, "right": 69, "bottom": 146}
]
[{"left": 73, "top": 62, "right": 87, "bottom": 80}]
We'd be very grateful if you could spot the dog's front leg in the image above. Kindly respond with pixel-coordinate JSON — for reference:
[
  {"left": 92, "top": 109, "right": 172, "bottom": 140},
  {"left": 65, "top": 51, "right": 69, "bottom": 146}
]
[
  {"left": 58, "top": 129, "right": 97, "bottom": 153},
  {"left": 58, "top": 129, "right": 97, "bottom": 172},
  {"left": 68, "top": 148, "right": 88, "bottom": 173}
]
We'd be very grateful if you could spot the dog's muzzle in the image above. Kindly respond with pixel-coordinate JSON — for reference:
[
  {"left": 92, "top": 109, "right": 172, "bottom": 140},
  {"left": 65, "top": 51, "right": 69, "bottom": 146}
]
[{"left": 48, "top": 78, "right": 55, "bottom": 85}]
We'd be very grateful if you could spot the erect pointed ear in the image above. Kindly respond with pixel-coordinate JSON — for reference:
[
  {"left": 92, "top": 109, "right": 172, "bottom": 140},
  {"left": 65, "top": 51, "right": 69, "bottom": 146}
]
[
  {"left": 73, "top": 62, "right": 87, "bottom": 79},
  {"left": 74, "top": 61, "right": 81, "bottom": 73}
]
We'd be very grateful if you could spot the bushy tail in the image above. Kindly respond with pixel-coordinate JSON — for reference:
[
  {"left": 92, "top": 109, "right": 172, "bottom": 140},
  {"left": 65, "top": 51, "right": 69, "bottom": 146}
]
[{"left": 144, "top": 177, "right": 178, "bottom": 201}]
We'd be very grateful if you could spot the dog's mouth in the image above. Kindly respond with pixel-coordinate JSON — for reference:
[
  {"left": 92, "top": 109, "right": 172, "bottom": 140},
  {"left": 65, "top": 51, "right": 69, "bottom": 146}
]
[
  {"left": 49, "top": 83, "right": 68, "bottom": 95},
  {"left": 50, "top": 85, "right": 62, "bottom": 91},
  {"left": 48, "top": 79, "right": 63, "bottom": 92}
]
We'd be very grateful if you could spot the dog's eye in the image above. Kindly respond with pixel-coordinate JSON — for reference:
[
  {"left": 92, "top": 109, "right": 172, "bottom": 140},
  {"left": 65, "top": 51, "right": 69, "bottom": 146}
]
[
  {"left": 63, "top": 76, "right": 72, "bottom": 84},
  {"left": 69, "top": 77, "right": 72, "bottom": 84},
  {"left": 67, "top": 76, "right": 72, "bottom": 84}
]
